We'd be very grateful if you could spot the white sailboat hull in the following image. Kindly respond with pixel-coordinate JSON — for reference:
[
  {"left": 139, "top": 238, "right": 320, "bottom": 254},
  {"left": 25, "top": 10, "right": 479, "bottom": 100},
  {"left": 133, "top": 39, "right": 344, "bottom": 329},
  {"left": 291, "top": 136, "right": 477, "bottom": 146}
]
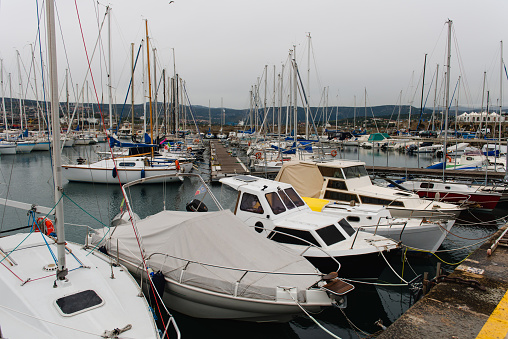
[
  {"left": 0, "top": 233, "right": 159, "bottom": 338},
  {"left": 63, "top": 165, "right": 183, "bottom": 184}
]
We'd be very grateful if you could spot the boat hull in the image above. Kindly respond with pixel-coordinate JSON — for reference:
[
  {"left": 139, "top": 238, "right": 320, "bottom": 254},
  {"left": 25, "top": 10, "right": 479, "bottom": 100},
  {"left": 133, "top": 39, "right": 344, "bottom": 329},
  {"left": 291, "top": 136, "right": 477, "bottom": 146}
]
[
  {"left": 415, "top": 191, "right": 500, "bottom": 211},
  {"left": 62, "top": 166, "right": 183, "bottom": 184},
  {"left": 305, "top": 251, "right": 388, "bottom": 279}
]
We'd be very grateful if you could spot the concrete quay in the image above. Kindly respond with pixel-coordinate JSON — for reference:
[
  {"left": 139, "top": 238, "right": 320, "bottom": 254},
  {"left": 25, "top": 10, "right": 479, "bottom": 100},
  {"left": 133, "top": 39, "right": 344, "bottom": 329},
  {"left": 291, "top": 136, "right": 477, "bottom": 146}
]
[{"left": 377, "top": 224, "right": 508, "bottom": 339}]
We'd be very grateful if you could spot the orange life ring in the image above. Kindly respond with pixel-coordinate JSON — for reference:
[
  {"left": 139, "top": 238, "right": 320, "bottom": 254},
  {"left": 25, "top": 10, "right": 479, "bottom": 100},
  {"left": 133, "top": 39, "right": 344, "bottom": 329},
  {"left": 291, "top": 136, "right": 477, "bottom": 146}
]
[
  {"left": 35, "top": 217, "right": 55, "bottom": 235},
  {"left": 187, "top": 147, "right": 192, "bottom": 151},
  {"left": 255, "top": 152, "right": 262, "bottom": 160},
  {"left": 331, "top": 150, "right": 338, "bottom": 157},
  {"left": 175, "top": 160, "right": 180, "bottom": 170},
  {"left": 446, "top": 155, "right": 452, "bottom": 162}
]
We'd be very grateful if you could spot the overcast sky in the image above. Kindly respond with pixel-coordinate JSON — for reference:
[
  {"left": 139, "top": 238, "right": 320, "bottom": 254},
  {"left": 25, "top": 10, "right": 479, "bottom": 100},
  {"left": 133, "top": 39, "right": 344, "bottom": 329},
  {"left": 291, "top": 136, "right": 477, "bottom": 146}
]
[{"left": 0, "top": 0, "right": 506, "bottom": 112}]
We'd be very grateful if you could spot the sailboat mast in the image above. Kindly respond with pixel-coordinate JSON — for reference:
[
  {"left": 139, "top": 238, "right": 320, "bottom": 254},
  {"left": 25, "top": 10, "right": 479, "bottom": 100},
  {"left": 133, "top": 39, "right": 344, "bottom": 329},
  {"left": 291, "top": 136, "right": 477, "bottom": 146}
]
[
  {"left": 306, "top": 33, "right": 311, "bottom": 139},
  {"left": 142, "top": 39, "right": 146, "bottom": 136},
  {"left": 145, "top": 20, "right": 153, "bottom": 155},
  {"left": 46, "top": 0, "right": 67, "bottom": 280},
  {"left": 107, "top": 6, "right": 113, "bottom": 131},
  {"left": 131, "top": 43, "right": 135, "bottom": 136},
  {"left": 432, "top": 64, "right": 439, "bottom": 131},
  {"left": 16, "top": 50, "right": 24, "bottom": 131},
  {"left": 293, "top": 46, "right": 297, "bottom": 139},
  {"left": 0, "top": 59, "right": 7, "bottom": 129},
  {"left": 442, "top": 19, "right": 452, "bottom": 180},
  {"left": 153, "top": 48, "right": 157, "bottom": 138}
]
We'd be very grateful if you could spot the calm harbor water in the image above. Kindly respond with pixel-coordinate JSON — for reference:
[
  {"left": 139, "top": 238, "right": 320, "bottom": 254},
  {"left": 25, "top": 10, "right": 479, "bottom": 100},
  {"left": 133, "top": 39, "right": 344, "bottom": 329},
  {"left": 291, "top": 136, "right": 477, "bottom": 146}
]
[{"left": 0, "top": 144, "right": 504, "bottom": 338}]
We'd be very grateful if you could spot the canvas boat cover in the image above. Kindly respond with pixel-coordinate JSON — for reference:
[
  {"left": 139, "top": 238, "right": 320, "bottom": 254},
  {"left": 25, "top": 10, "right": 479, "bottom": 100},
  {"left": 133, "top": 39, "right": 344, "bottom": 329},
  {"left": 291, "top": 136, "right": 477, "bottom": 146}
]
[
  {"left": 275, "top": 161, "right": 324, "bottom": 198},
  {"left": 91, "top": 210, "right": 322, "bottom": 302}
]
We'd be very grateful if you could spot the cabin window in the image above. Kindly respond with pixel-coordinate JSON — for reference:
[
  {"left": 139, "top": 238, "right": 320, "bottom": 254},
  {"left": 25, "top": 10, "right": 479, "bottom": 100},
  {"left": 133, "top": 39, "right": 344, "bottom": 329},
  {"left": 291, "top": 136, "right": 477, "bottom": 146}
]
[
  {"left": 284, "top": 188, "right": 305, "bottom": 207},
  {"left": 346, "top": 216, "right": 361, "bottom": 223},
  {"left": 240, "top": 193, "right": 264, "bottom": 214},
  {"left": 316, "top": 225, "right": 346, "bottom": 246},
  {"left": 360, "top": 196, "right": 404, "bottom": 207},
  {"left": 118, "top": 162, "right": 136, "bottom": 167},
  {"left": 445, "top": 186, "right": 451, "bottom": 189},
  {"left": 327, "top": 179, "right": 347, "bottom": 190},
  {"left": 324, "top": 191, "right": 359, "bottom": 203},
  {"left": 265, "top": 192, "right": 286, "bottom": 214},
  {"left": 318, "top": 166, "right": 344, "bottom": 179},
  {"left": 420, "top": 183, "right": 434, "bottom": 189},
  {"left": 269, "top": 227, "right": 320, "bottom": 246},
  {"left": 278, "top": 190, "right": 296, "bottom": 210},
  {"left": 338, "top": 219, "right": 356, "bottom": 236},
  {"left": 343, "top": 165, "right": 368, "bottom": 179}
]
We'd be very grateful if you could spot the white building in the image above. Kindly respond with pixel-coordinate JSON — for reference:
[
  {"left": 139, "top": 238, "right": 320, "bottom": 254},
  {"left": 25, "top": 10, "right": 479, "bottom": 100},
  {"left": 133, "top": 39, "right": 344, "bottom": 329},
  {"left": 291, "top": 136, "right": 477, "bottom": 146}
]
[{"left": 456, "top": 111, "right": 505, "bottom": 123}]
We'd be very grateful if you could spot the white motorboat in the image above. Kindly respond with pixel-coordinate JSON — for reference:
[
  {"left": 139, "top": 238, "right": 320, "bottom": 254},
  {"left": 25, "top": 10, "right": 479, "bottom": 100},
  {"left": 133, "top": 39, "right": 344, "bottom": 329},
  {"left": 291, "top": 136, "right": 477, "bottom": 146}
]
[
  {"left": 275, "top": 160, "right": 465, "bottom": 220},
  {"left": 90, "top": 174, "right": 351, "bottom": 322},
  {"left": 220, "top": 175, "right": 400, "bottom": 278},
  {"left": 302, "top": 197, "right": 455, "bottom": 253},
  {"left": 62, "top": 156, "right": 185, "bottom": 184}
]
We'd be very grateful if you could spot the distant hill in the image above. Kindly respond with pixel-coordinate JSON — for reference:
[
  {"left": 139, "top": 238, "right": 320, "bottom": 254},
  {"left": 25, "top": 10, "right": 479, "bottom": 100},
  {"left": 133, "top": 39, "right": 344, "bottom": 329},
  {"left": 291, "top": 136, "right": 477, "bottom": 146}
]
[{"left": 2, "top": 97, "right": 503, "bottom": 126}]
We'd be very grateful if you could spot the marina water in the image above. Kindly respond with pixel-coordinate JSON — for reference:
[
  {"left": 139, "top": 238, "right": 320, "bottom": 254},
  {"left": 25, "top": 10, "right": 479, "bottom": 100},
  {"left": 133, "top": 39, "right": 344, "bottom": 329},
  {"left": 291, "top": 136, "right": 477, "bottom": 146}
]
[{"left": 0, "top": 144, "right": 503, "bottom": 338}]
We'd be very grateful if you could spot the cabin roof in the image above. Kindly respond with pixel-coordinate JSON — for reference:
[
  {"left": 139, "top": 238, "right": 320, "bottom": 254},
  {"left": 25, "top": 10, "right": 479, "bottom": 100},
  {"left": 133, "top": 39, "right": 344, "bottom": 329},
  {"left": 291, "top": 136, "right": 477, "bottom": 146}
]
[{"left": 220, "top": 175, "right": 293, "bottom": 192}]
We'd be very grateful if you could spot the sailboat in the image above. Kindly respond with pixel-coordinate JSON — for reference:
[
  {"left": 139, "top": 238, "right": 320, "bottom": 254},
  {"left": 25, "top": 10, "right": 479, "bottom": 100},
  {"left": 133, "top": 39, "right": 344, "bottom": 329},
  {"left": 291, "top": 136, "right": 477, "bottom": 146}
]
[{"left": 0, "top": 2, "right": 164, "bottom": 337}]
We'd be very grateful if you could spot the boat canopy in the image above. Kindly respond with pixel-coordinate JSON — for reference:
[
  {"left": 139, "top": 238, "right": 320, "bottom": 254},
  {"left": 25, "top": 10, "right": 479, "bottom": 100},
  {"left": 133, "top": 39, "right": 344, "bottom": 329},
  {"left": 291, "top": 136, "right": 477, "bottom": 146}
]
[
  {"left": 367, "top": 133, "right": 390, "bottom": 142},
  {"left": 92, "top": 210, "right": 322, "bottom": 302},
  {"left": 275, "top": 161, "right": 325, "bottom": 198}
]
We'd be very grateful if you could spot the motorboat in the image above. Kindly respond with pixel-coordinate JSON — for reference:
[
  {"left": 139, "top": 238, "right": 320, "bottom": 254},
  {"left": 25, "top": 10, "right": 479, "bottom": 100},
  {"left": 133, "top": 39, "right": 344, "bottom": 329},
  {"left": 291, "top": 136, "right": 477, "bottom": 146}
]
[
  {"left": 303, "top": 197, "right": 455, "bottom": 253},
  {"left": 397, "top": 179, "right": 502, "bottom": 211},
  {"left": 90, "top": 173, "right": 352, "bottom": 322},
  {"left": 275, "top": 160, "right": 465, "bottom": 220},
  {"left": 220, "top": 175, "right": 400, "bottom": 279}
]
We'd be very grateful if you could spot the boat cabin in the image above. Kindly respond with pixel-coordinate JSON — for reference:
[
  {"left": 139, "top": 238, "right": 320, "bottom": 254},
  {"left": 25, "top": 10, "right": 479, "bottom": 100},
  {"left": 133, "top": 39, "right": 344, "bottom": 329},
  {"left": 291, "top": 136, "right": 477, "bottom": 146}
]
[{"left": 221, "top": 175, "right": 364, "bottom": 250}]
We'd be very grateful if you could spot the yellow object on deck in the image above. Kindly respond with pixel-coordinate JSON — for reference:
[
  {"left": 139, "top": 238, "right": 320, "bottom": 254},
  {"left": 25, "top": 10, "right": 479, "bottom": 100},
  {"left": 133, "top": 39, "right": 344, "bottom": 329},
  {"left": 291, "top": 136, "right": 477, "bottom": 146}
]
[{"left": 302, "top": 197, "right": 331, "bottom": 212}]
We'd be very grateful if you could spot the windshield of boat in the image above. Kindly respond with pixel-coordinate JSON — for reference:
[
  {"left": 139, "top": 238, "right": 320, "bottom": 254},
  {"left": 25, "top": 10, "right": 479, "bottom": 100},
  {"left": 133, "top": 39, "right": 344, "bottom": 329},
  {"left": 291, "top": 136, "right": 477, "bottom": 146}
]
[
  {"left": 265, "top": 192, "right": 286, "bottom": 214},
  {"left": 268, "top": 227, "right": 320, "bottom": 246},
  {"left": 315, "top": 224, "right": 346, "bottom": 245},
  {"left": 343, "top": 165, "right": 368, "bottom": 179},
  {"left": 284, "top": 187, "right": 305, "bottom": 207},
  {"left": 278, "top": 189, "right": 296, "bottom": 210},
  {"left": 240, "top": 193, "right": 264, "bottom": 214}
]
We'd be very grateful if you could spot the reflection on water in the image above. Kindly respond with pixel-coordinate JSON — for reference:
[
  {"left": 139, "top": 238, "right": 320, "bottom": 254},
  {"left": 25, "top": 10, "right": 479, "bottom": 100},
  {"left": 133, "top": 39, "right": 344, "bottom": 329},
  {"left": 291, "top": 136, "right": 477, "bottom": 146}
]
[{"left": 0, "top": 144, "right": 505, "bottom": 339}]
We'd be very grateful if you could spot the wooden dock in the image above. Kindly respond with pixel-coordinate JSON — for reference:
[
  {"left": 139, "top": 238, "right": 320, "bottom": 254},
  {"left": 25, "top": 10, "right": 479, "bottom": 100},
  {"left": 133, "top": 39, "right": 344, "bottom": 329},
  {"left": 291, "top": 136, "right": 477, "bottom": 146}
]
[{"left": 210, "top": 140, "right": 249, "bottom": 182}]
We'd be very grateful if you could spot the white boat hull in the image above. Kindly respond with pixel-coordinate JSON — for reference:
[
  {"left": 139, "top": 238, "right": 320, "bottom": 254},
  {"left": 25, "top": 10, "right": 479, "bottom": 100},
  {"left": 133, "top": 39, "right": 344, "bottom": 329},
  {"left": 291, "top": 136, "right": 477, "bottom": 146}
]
[
  {"left": 63, "top": 165, "right": 183, "bottom": 184},
  {"left": 0, "top": 143, "right": 17, "bottom": 154}
]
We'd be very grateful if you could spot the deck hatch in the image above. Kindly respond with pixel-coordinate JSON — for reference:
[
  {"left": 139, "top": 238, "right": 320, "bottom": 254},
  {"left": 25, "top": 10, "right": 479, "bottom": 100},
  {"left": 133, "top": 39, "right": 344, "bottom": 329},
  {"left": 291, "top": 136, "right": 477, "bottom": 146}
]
[{"left": 55, "top": 289, "right": 104, "bottom": 316}]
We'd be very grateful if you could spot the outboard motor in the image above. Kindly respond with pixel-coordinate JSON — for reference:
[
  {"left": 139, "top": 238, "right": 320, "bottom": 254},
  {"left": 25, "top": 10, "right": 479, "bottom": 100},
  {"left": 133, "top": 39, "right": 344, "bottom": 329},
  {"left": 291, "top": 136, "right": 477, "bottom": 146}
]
[{"left": 186, "top": 199, "right": 208, "bottom": 212}]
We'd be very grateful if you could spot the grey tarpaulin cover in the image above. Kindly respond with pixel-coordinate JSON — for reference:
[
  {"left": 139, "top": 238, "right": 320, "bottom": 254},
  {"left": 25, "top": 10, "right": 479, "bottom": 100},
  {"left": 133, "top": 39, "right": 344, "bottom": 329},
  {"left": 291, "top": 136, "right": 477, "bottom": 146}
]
[{"left": 91, "top": 209, "right": 322, "bottom": 301}]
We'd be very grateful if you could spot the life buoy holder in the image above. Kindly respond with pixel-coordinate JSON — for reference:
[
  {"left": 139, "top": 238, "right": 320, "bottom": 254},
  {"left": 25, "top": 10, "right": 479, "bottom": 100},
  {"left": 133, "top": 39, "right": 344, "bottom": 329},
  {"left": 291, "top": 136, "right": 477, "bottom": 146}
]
[
  {"left": 35, "top": 217, "right": 55, "bottom": 236},
  {"left": 331, "top": 150, "right": 338, "bottom": 157},
  {"left": 446, "top": 155, "right": 452, "bottom": 162},
  {"left": 255, "top": 152, "right": 262, "bottom": 160},
  {"left": 175, "top": 160, "right": 180, "bottom": 170}
]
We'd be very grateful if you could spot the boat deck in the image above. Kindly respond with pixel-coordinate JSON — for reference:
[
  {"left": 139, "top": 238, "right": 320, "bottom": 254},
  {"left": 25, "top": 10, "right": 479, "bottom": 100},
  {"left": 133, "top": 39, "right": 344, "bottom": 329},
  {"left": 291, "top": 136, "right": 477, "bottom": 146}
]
[
  {"left": 210, "top": 140, "right": 249, "bottom": 182},
  {"left": 377, "top": 223, "right": 508, "bottom": 339}
]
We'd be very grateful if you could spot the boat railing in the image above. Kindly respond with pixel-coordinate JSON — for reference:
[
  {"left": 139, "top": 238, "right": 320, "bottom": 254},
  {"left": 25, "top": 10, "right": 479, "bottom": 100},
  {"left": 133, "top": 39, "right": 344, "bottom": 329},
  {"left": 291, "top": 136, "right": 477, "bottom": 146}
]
[{"left": 147, "top": 252, "right": 325, "bottom": 297}]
